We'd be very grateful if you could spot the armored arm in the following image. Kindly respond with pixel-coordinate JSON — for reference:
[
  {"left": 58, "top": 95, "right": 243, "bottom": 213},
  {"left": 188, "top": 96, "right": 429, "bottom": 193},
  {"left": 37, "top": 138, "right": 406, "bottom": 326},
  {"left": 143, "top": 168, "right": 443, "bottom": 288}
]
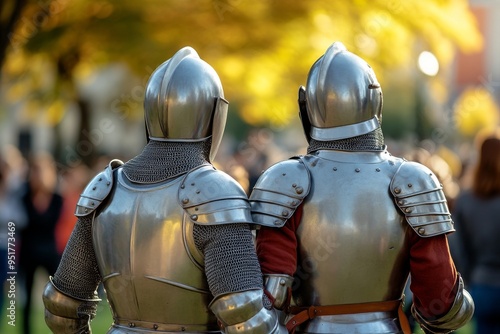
[
  {"left": 249, "top": 158, "right": 309, "bottom": 310},
  {"left": 43, "top": 278, "right": 100, "bottom": 334},
  {"left": 391, "top": 162, "right": 474, "bottom": 332},
  {"left": 42, "top": 216, "right": 101, "bottom": 333},
  {"left": 44, "top": 160, "right": 122, "bottom": 333},
  {"left": 411, "top": 275, "right": 474, "bottom": 333},
  {"left": 181, "top": 166, "right": 287, "bottom": 333},
  {"left": 210, "top": 289, "right": 287, "bottom": 334},
  {"left": 264, "top": 274, "right": 295, "bottom": 310}
]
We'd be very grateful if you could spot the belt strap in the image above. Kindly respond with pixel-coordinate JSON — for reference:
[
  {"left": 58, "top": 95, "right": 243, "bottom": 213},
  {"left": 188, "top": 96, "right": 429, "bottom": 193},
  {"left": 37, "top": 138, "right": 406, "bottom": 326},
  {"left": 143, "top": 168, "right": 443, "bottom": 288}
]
[
  {"left": 286, "top": 299, "right": 411, "bottom": 334},
  {"left": 114, "top": 318, "right": 220, "bottom": 332}
]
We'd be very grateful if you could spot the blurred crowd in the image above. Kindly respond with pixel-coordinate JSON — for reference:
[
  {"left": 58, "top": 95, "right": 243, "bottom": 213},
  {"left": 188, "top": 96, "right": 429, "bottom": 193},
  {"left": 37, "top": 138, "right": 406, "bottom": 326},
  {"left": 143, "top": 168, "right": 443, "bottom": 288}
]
[{"left": 1, "top": 127, "right": 500, "bottom": 334}]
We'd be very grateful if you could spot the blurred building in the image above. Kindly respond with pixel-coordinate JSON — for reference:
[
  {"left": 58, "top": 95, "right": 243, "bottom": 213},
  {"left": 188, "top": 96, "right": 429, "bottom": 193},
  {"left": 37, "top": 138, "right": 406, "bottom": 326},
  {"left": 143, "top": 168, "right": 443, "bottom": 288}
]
[{"left": 453, "top": 1, "right": 500, "bottom": 104}]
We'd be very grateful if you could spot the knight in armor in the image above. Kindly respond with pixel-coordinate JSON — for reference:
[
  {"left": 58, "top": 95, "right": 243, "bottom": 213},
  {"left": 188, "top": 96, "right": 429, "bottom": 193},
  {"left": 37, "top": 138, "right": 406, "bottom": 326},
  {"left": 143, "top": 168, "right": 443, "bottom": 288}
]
[
  {"left": 42, "top": 46, "right": 286, "bottom": 334},
  {"left": 249, "top": 42, "right": 474, "bottom": 334}
]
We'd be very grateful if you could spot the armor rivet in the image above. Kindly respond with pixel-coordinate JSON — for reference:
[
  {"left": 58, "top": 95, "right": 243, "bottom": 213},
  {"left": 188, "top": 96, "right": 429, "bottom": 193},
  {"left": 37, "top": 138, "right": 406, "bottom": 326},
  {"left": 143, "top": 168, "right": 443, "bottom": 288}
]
[
  {"left": 182, "top": 198, "right": 189, "bottom": 204},
  {"left": 405, "top": 208, "right": 413, "bottom": 213},
  {"left": 418, "top": 227, "right": 425, "bottom": 235},
  {"left": 292, "top": 183, "right": 297, "bottom": 188},
  {"left": 153, "top": 324, "right": 158, "bottom": 330},
  {"left": 333, "top": 167, "right": 337, "bottom": 171},
  {"left": 196, "top": 190, "right": 200, "bottom": 194},
  {"left": 282, "top": 210, "right": 289, "bottom": 216},
  {"left": 84, "top": 208, "right": 88, "bottom": 212},
  {"left": 91, "top": 202, "right": 95, "bottom": 206},
  {"left": 180, "top": 184, "right": 185, "bottom": 189},
  {"left": 376, "top": 168, "right": 380, "bottom": 172},
  {"left": 191, "top": 214, "right": 198, "bottom": 221},
  {"left": 282, "top": 173, "right": 286, "bottom": 176},
  {"left": 191, "top": 182, "right": 195, "bottom": 186},
  {"left": 274, "top": 220, "right": 281, "bottom": 225},
  {"left": 98, "top": 177, "right": 102, "bottom": 181},
  {"left": 291, "top": 200, "right": 297, "bottom": 206},
  {"left": 107, "top": 181, "right": 110, "bottom": 186},
  {"left": 92, "top": 187, "right": 96, "bottom": 191},
  {"left": 279, "top": 279, "right": 286, "bottom": 285},
  {"left": 311, "top": 161, "right": 317, "bottom": 167},
  {"left": 355, "top": 168, "right": 360, "bottom": 173},
  {"left": 295, "top": 187, "right": 303, "bottom": 194},
  {"left": 394, "top": 187, "right": 401, "bottom": 194},
  {"left": 129, "top": 322, "right": 135, "bottom": 327},
  {"left": 408, "top": 184, "right": 413, "bottom": 188},
  {"left": 389, "top": 161, "right": 394, "bottom": 165},
  {"left": 398, "top": 200, "right": 405, "bottom": 205}
]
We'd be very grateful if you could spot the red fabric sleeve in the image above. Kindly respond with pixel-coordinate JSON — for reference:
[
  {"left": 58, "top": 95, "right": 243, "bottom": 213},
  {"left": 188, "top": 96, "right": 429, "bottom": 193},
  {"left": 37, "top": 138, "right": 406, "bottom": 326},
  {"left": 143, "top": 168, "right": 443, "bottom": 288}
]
[
  {"left": 256, "top": 204, "right": 303, "bottom": 276},
  {"left": 409, "top": 229, "right": 459, "bottom": 319}
]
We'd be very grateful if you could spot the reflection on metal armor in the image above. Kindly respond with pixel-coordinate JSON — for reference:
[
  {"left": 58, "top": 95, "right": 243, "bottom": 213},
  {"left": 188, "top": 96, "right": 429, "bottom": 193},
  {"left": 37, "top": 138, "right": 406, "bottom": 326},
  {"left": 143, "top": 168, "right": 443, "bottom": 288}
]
[
  {"left": 93, "top": 167, "right": 219, "bottom": 333},
  {"left": 252, "top": 150, "right": 415, "bottom": 333},
  {"left": 294, "top": 151, "right": 408, "bottom": 305}
]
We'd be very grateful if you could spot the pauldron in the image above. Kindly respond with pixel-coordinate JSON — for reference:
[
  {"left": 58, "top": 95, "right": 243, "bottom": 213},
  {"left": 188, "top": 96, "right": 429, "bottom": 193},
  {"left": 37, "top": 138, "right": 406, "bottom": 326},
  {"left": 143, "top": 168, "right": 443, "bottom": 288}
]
[
  {"left": 249, "top": 157, "right": 310, "bottom": 228},
  {"left": 390, "top": 161, "right": 454, "bottom": 237},
  {"left": 75, "top": 159, "right": 123, "bottom": 217}
]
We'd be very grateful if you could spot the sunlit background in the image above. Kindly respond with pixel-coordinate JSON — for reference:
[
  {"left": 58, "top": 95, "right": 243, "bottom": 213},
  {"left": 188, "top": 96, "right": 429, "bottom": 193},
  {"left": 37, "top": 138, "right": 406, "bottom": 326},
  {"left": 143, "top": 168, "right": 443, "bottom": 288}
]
[
  {"left": 1, "top": 0, "right": 499, "bottom": 333},
  {"left": 2, "top": 0, "right": 498, "bottom": 168}
]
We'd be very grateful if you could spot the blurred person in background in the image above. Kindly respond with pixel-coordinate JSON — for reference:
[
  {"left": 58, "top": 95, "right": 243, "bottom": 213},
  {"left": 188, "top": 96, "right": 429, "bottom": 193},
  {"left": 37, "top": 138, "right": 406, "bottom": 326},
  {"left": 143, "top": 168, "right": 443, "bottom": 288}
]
[
  {"left": 54, "top": 164, "right": 90, "bottom": 255},
  {"left": 450, "top": 133, "right": 500, "bottom": 334},
  {"left": 0, "top": 146, "right": 27, "bottom": 311},
  {"left": 19, "top": 151, "right": 63, "bottom": 334}
]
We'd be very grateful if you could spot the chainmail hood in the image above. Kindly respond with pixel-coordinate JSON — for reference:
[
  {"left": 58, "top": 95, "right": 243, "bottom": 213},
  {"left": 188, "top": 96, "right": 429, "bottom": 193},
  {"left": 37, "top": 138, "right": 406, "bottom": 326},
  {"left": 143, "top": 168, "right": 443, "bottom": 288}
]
[
  {"left": 307, "top": 127, "right": 385, "bottom": 154},
  {"left": 122, "top": 139, "right": 211, "bottom": 183}
]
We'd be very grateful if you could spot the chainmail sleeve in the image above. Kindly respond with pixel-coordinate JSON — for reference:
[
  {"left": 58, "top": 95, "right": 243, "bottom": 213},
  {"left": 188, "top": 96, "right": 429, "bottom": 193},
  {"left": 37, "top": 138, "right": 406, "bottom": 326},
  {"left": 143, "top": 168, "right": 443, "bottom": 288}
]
[
  {"left": 52, "top": 216, "right": 101, "bottom": 300},
  {"left": 193, "top": 223, "right": 264, "bottom": 297}
]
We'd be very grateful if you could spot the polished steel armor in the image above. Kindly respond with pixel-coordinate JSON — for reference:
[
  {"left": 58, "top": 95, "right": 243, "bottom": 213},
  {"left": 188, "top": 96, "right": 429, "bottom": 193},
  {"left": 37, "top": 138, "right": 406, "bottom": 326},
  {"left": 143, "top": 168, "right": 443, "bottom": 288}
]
[
  {"left": 43, "top": 278, "right": 100, "bottom": 333},
  {"left": 44, "top": 46, "right": 287, "bottom": 334},
  {"left": 250, "top": 149, "right": 463, "bottom": 333},
  {"left": 144, "top": 46, "right": 228, "bottom": 162},
  {"left": 210, "top": 289, "right": 286, "bottom": 334},
  {"left": 251, "top": 41, "right": 473, "bottom": 333},
  {"left": 92, "top": 167, "right": 224, "bottom": 332},
  {"left": 300, "top": 41, "right": 383, "bottom": 142}
]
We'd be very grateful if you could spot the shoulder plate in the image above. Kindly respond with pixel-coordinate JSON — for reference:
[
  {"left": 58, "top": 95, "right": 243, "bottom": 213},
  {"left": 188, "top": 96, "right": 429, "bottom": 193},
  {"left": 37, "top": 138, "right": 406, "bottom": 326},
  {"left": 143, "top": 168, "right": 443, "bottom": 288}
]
[
  {"left": 390, "top": 161, "right": 454, "bottom": 237},
  {"left": 178, "top": 164, "right": 252, "bottom": 225},
  {"left": 249, "top": 157, "right": 310, "bottom": 228},
  {"left": 75, "top": 159, "right": 124, "bottom": 217}
]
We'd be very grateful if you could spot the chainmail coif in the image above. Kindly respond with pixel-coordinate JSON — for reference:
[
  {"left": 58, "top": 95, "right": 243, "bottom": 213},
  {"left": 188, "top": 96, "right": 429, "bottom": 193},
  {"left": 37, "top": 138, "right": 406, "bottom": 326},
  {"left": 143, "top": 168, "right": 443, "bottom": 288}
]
[
  {"left": 122, "top": 139, "right": 211, "bottom": 183},
  {"left": 307, "top": 126, "right": 385, "bottom": 154}
]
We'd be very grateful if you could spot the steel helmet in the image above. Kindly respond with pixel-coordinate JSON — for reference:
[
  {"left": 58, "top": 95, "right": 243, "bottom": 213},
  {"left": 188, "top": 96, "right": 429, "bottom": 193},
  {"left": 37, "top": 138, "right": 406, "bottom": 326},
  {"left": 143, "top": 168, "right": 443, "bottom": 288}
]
[
  {"left": 144, "top": 46, "right": 228, "bottom": 161},
  {"left": 299, "top": 42, "right": 383, "bottom": 143}
]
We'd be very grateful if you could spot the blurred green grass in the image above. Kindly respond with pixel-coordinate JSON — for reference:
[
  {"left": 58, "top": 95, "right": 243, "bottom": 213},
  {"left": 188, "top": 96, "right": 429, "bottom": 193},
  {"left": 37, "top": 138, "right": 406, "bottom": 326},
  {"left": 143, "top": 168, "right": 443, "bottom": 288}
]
[
  {"left": 1, "top": 295, "right": 113, "bottom": 334},
  {"left": 1, "top": 269, "right": 113, "bottom": 334}
]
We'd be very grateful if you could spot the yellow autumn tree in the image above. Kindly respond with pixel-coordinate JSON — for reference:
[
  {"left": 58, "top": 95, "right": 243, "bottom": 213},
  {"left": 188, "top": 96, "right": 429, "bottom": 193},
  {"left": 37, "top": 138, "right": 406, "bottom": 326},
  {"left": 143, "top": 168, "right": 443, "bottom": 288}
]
[
  {"left": 454, "top": 87, "right": 499, "bottom": 138},
  {"left": 0, "top": 0, "right": 484, "bottom": 161}
]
